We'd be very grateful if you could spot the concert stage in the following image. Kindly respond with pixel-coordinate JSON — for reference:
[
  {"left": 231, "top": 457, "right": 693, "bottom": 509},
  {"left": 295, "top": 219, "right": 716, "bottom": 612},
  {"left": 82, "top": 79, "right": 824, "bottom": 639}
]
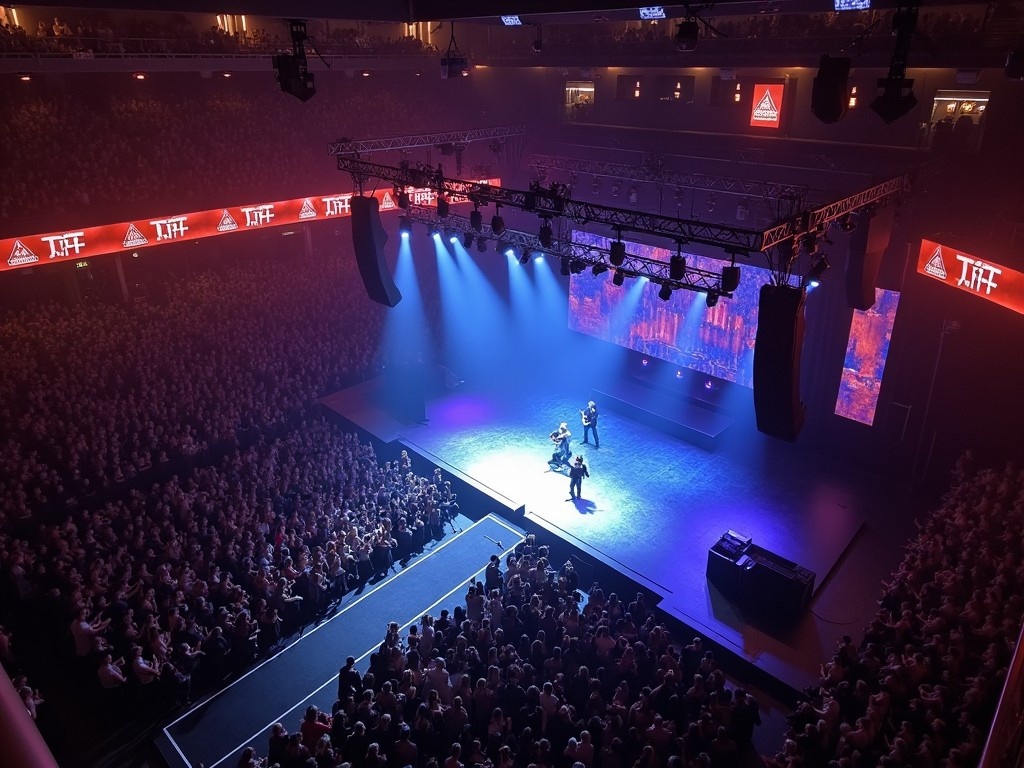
[{"left": 320, "top": 378, "right": 918, "bottom": 697}]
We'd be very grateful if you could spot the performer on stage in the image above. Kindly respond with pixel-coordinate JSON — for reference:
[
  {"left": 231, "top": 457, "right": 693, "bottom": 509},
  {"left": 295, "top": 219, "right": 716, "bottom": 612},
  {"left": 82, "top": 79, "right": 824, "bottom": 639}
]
[
  {"left": 548, "top": 422, "right": 573, "bottom": 468},
  {"left": 569, "top": 455, "right": 590, "bottom": 499},
  {"left": 580, "top": 400, "right": 600, "bottom": 448}
]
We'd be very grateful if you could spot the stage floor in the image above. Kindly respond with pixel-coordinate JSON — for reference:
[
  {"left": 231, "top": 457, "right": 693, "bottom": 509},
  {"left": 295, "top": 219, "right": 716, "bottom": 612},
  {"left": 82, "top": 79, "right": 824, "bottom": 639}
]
[{"left": 321, "top": 380, "right": 919, "bottom": 693}]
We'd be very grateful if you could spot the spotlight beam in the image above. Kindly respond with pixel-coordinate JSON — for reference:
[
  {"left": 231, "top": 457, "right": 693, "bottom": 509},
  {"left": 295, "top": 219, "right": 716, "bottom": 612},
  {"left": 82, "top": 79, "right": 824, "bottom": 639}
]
[{"left": 403, "top": 204, "right": 732, "bottom": 297}]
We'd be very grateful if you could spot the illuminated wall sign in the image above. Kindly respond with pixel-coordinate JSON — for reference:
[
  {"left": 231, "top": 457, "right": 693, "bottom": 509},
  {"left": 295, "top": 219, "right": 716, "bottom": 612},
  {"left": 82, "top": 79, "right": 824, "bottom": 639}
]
[
  {"left": 500, "top": 15, "right": 522, "bottom": 26},
  {"left": 639, "top": 6, "right": 667, "bottom": 20},
  {"left": 1, "top": 180, "right": 499, "bottom": 273},
  {"left": 917, "top": 238, "right": 1024, "bottom": 316},
  {"left": 749, "top": 83, "right": 785, "bottom": 128}
]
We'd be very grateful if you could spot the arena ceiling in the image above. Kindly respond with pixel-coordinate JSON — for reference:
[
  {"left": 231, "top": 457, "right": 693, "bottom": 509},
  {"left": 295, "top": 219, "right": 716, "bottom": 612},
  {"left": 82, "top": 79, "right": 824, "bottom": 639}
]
[{"left": 20, "top": 0, "right": 963, "bottom": 24}]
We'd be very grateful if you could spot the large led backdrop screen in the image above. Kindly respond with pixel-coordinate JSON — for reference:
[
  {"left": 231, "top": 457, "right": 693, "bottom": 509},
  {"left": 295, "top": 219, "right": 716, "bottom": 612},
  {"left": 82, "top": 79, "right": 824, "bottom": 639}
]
[{"left": 567, "top": 231, "right": 772, "bottom": 387}]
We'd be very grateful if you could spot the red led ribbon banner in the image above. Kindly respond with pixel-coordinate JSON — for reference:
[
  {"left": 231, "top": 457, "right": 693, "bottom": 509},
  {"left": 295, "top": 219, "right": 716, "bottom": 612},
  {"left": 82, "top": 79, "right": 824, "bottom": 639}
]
[
  {"left": 917, "top": 238, "right": 1024, "bottom": 317},
  {"left": 2, "top": 180, "right": 500, "bottom": 273}
]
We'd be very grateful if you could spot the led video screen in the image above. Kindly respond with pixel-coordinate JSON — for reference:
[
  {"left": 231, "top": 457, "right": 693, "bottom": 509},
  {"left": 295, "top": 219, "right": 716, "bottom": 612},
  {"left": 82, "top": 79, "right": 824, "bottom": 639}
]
[
  {"left": 834, "top": 288, "right": 901, "bottom": 425},
  {"left": 568, "top": 231, "right": 773, "bottom": 387}
]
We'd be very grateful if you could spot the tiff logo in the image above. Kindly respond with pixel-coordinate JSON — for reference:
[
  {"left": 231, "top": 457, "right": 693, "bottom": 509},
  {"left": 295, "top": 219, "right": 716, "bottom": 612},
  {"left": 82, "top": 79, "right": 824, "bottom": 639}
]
[
  {"left": 241, "top": 204, "right": 275, "bottom": 227},
  {"left": 150, "top": 216, "right": 190, "bottom": 241},
  {"left": 40, "top": 231, "right": 86, "bottom": 259},
  {"left": 956, "top": 254, "right": 1001, "bottom": 295},
  {"left": 321, "top": 196, "right": 352, "bottom": 216}
]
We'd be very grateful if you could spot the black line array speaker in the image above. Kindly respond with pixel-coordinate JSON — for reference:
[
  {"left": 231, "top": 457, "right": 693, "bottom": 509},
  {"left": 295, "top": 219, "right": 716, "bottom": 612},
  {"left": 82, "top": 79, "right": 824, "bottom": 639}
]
[
  {"left": 351, "top": 195, "right": 402, "bottom": 307},
  {"left": 753, "top": 284, "right": 806, "bottom": 441},
  {"left": 845, "top": 207, "right": 895, "bottom": 311},
  {"left": 811, "top": 54, "right": 851, "bottom": 124}
]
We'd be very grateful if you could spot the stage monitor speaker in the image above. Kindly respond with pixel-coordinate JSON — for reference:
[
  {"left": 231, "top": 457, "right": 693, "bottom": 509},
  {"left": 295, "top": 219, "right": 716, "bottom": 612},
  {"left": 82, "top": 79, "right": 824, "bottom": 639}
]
[
  {"left": 845, "top": 207, "right": 895, "bottom": 311},
  {"left": 753, "top": 284, "right": 806, "bottom": 441},
  {"left": 811, "top": 54, "right": 851, "bottom": 124},
  {"left": 351, "top": 195, "right": 402, "bottom": 307}
]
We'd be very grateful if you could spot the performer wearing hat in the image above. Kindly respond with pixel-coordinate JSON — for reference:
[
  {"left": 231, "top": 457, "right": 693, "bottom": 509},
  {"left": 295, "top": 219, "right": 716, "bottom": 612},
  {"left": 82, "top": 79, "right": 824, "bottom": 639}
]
[
  {"left": 569, "top": 455, "right": 590, "bottom": 499},
  {"left": 580, "top": 400, "right": 600, "bottom": 448}
]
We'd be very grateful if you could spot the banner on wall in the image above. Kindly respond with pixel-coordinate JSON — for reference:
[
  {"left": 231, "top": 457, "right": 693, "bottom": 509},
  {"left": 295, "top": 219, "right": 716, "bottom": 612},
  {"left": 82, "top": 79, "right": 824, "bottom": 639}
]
[
  {"left": 749, "top": 83, "right": 785, "bottom": 129},
  {"left": 917, "top": 238, "right": 1024, "bottom": 316},
  {"left": 1, "top": 179, "right": 500, "bottom": 273}
]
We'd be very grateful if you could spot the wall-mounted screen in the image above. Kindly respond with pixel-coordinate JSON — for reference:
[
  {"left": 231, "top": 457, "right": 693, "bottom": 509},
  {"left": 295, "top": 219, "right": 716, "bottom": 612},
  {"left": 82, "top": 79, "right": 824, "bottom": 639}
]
[{"left": 834, "top": 288, "right": 901, "bottom": 426}]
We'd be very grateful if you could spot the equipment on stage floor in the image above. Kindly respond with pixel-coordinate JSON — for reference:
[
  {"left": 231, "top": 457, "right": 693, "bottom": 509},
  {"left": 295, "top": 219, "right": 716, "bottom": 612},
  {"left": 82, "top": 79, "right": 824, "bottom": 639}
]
[{"left": 707, "top": 530, "right": 816, "bottom": 616}]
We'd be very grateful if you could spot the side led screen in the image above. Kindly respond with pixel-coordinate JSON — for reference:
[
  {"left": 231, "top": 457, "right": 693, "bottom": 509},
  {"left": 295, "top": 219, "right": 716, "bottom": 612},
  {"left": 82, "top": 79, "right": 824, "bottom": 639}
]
[
  {"left": 834, "top": 288, "right": 901, "bottom": 425},
  {"left": 568, "top": 231, "right": 772, "bottom": 387}
]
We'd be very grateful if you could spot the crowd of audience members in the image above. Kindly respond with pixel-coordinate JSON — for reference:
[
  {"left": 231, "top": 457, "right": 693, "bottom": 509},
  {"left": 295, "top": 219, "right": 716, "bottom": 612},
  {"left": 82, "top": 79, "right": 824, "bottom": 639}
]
[
  {"left": 3, "top": 4, "right": 1017, "bottom": 61},
  {"left": 0, "top": 135, "right": 1020, "bottom": 767},
  {"left": 0, "top": 73, "right": 487, "bottom": 223}
]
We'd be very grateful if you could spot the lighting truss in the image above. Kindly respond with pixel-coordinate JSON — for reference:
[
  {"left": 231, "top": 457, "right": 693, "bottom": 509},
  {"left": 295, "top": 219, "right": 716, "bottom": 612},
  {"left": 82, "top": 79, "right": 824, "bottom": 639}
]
[
  {"left": 337, "top": 156, "right": 763, "bottom": 253},
  {"left": 328, "top": 125, "right": 526, "bottom": 156},
  {"left": 761, "top": 174, "right": 911, "bottom": 250},
  {"left": 403, "top": 206, "right": 731, "bottom": 297},
  {"left": 528, "top": 153, "right": 808, "bottom": 202}
]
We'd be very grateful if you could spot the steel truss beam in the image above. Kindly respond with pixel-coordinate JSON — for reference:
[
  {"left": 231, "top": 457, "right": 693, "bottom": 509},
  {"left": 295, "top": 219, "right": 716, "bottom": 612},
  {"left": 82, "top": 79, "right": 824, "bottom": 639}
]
[
  {"left": 338, "top": 157, "right": 763, "bottom": 253},
  {"left": 404, "top": 206, "right": 731, "bottom": 297},
  {"left": 328, "top": 125, "right": 526, "bottom": 156},
  {"left": 761, "top": 174, "right": 912, "bottom": 250},
  {"left": 529, "top": 153, "right": 808, "bottom": 201}
]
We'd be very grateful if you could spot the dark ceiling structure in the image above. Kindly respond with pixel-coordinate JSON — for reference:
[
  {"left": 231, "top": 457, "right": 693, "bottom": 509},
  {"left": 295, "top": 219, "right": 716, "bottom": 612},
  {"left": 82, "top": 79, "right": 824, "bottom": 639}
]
[{"left": 19, "top": 0, "right": 956, "bottom": 23}]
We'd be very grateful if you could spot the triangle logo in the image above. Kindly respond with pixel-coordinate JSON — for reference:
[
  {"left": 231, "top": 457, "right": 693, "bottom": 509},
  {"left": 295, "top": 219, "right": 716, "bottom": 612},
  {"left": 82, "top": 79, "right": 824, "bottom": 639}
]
[
  {"left": 751, "top": 90, "right": 779, "bottom": 122},
  {"left": 298, "top": 198, "right": 317, "bottom": 219},
  {"left": 380, "top": 191, "right": 397, "bottom": 211},
  {"left": 122, "top": 223, "right": 149, "bottom": 248},
  {"left": 923, "top": 246, "right": 947, "bottom": 279},
  {"left": 217, "top": 210, "right": 238, "bottom": 232},
  {"left": 8, "top": 239, "right": 39, "bottom": 266}
]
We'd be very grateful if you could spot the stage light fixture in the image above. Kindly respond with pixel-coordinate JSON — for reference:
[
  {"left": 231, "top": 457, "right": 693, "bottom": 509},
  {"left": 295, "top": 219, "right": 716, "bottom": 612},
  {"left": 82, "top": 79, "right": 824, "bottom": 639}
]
[
  {"left": 397, "top": 190, "right": 410, "bottom": 210},
  {"left": 429, "top": 224, "right": 442, "bottom": 238},
  {"left": 658, "top": 284, "right": 673, "bottom": 301},
  {"left": 669, "top": 254, "right": 686, "bottom": 281},
  {"left": 496, "top": 238, "right": 507, "bottom": 254},
  {"left": 449, "top": 235, "right": 458, "bottom": 244},
  {"left": 628, "top": 186, "right": 639, "bottom": 204},
  {"left": 18, "top": 73, "right": 31, "bottom": 82},
  {"left": 470, "top": 208, "right": 483, "bottom": 232},
  {"left": 398, "top": 216, "right": 412, "bottom": 237},
  {"left": 463, "top": 232, "right": 475, "bottom": 248},
  {"left": 476, "top": 238, "right": 487, "bottom": 253},
  {"left": 804, "top": 254, "right": 830, "bottom": 287},
  {"left": 705, "top": 292, "right": 719, "bottom": 308},
  {"left": 837, "top": 213, "right": 857, "bottom": 232},
  {"left": 613, "top": 269, "right": 626, "bottom": 286},
  {"left": 675, "top": 20, "right": 699, "bottom": 52},
  {"left": 437, "top": 196, "right": 450, "bottom": 218},
  {"left": 721, "top": 265, "right": 741, "bottom": 293},
  {"left": 592, "top": 263, "right": 609, "bottom": 276},
  {"left": 570, "top": 259, "right": 586, "bottom": 274},
  {"left": 532, "top": 26, "right": 543, "bottom": 53},
  {"left": 609, "top": 240, "right": 626, "bottom": 267},
  {"left": 539, "top": 221, "right": 553, "bottom": 248},
  {"left": 491, "top": 211, "right": 505, "bottom": 236},
  {"left": 560, "top": 257, "right": 571, "bottom": 276},
  {"left": 611, "top": 180, "right": 622, "bottom": 197},
  {"left": 518, "top": 251, "right": 530, "bottom": 264}
]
